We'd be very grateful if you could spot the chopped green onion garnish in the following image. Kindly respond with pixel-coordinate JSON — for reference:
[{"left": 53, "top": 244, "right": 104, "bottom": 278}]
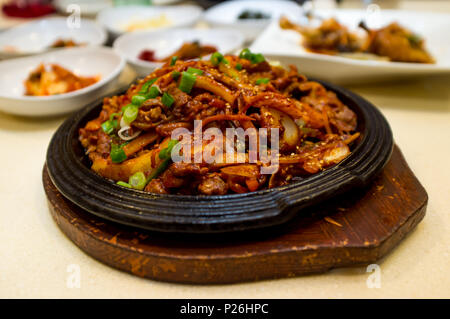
[
  {"left": 239, "top": 48, "right": 252, "bottom": 60},
  {"left": 101, "top": 119, "right": 118, "bottom": 134},
  {"left": 139, "top": 78, "right": 157, "bottom": 94},
  {"left": 179, "top": 71, "right": 196, "bottom": 93},
  {"left": 235, "top": 63, "right": 242, "bottom": 70},
  {"left": 131, "top": 94, "right": 147, "bottom": 106},
  {"left": 110, "top": 144, "right": 127, "bottom": 163},
  {"left": 101, "top": 112, "right": 121, "bottom": 134},
  {"left": 172, "top": 71, "right": 181, "bottom": 80},
  {"left": 123, "top": 104, "right": 139, "bottom": 124},
  {"left": 252, "top": 53, "right": 265, "bottom": 64},
  {"left": 170, "top": 56, "right": 178, "bottom": 66},
  {"left": 159, "top": 139, "right": 179, "bottom": 160},
  {"left": 239, "top": 48, "right": 265, "bottom": 64},
  {"left": 186, "top": 67, "right": 203, "bottom": 75},
  {"left": 145, "top": 140, "right": 180, "bottom": 185},
  {"left": 210, "top": 52, "right": 224, "bottom": 66},
  {"left": 116, "top": 181, "right": 132, "bottom": 188},
  {"left": 161, "top": 92, "right": 175, "bottom": 108},
  {"left": 121, "top": 103, "right": 133, "bottom": 112},
  {"left": 255, "top": 78, "right": 270, "bottom": 85},
  {"left": 147, "top": 86, "right": 160, "bottom": 99},
  {"left": 146, "top": 159, "right": 170, "bottom": 182},
  {"left": 109, "top": 112, "right": 121, "bottom": 121},
  {"left": 128, "top": 172, "right": 147, "bottom": 190}
]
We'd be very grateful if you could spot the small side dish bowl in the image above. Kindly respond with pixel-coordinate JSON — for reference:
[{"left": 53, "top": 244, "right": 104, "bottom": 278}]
[
  {"left": 97, "top": 5, "right": 203, "bottom": 39},
  {"left": 203, "top": 0, "right": 303, "bottom": 41},
  {"left": 0, "top": 47, "right": 125, "bottom": 116},
  {"left": 46, "top": 79, "right": 393, "bottom": 233},
  {"left": 113, "top": 28, "right": 245, "bottom": 77},
  {"left": 0, "top": 17, "right": 107, "bottom": 59}
]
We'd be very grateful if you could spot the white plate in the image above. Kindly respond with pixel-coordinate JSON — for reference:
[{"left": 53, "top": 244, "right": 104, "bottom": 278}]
[
  {"left": 97, "top": 5, "right": 203, "bottom": 39},
  {"left": 0, "top": 17, "right": 107, "bottom": 59},
  {"left": 54, "top": 0, "right": 113, "bottom": 16},
  {"left": 250, "top": 9, "right": 450, "bottom": 84},
  {"left": 204, "top": 0, "right": 303, "bottom": 41},
  {"left": 0, "top": 47, "right": 125, "bottom": 116},
  {"left": 113, "top": 28, "right": 245, "bottom": 78}
]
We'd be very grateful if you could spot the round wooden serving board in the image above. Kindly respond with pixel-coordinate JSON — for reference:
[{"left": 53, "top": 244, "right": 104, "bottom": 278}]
[{"left": 43, "top": 145, "right": 427, "bottom": 284}]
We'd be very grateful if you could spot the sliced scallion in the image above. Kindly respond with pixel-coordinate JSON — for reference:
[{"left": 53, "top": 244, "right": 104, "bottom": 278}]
[
  {"left": 139, "top": 78, "right": 157, "bottom": 94},
  {"left": 171, "top": 71, "right": 181, "bottom": 80},
  {"left": 116, "top": 181, "right": 132, "bottom": 188},
  {"left": 210, "top": 52, "right": 224, "bottom": 66},
  {"left": 128, "top": 172, "right": 147, "bottom": 190},
  {"left": 131, "top": 94, "right": 147, "bottom": 106},
  {"left": 146, "top": 159, "right": 170, "bottom": 182},
  {"left": 186, "top": 67, "right": 203, "bottom": 75},
  {"left": 123, "top": 104, "right": 139, "bottom": 124},
  {"left": 110, "top": 144, "right": 127, "bottom": 163},
  {"left": 251, "top": 53, "right": 265, "bottom": 64},
  {"left": 145, "top": 140, "right": 180, "bottom": 185},
  {"left": 158, "top": 139, "right": 179, "bottom": 160},
  {"left": 146, "top": 86, "right": 160, "bottom": 99},
  {"left": 255, "top": 78, "right": 270, "bottom": 85},
  {"left": 239, "top": 48, "right": 252, "bottom": 60},
  {"left": 161, "top": 92, "right": 175, "bottom": 108},
  {"left": 101, "top": 120, "right": 116, "bottom": 134},
  {"left": 239, "top": 48, "right": 265, "bottom": 64},
  {"left": 179, "top": 71, "right": 196, "bottom": 93}
]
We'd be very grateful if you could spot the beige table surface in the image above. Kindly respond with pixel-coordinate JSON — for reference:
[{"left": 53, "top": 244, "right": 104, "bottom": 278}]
[{"left": 1, "top": 2, "right": 449, "bottom": 299}]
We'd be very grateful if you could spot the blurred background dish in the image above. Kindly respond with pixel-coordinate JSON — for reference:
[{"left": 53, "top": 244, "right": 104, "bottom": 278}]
[
  {"left": 0, "top": 17, "right": 107, "bottom": 59},
  {"left": 0, "top": 46, "right": 125, "bottom": 116},
  {"left": 96, "top": 4, "right": 203, "bottom": 39},
  {"left": 251, "top": 9, "right": 450, "bottom": 84},
  {"left": 113, "top": 28, "right": 244, "bottom": 77},
  {"left": 54, "top": 0, "right": 113, "bottom": 17},
  {"left": 203, "top": 0, "right": 303, "bottom": 41}
]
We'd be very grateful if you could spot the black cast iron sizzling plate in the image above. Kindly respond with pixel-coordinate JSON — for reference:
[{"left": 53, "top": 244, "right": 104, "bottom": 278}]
[{"left": 46, "top": 80, "right": 393, "bottom": 233}]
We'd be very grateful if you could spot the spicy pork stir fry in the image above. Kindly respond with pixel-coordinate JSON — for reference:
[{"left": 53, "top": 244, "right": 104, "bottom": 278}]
[
  {"left": 279, "top": 16, "right": 434, "bottom": 63},
  {"left": 79, "top": 50, "right": 359, "bottom": 195},
  {"left": 138, "top": 41, "right": 217, "bottom": 63},
  {"left": 24, "top": 63, "right": 99, "bottom": 96}
]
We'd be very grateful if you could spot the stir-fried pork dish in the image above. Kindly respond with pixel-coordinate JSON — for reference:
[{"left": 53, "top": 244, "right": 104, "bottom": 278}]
[{"left": 79, "top": 50, "right": 359, "bottom": 195}]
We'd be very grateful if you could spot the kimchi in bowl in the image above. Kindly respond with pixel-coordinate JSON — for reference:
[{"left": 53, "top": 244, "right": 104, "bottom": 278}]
[{"left": 0, "top": 47, "right": 125, "bottom": 116}]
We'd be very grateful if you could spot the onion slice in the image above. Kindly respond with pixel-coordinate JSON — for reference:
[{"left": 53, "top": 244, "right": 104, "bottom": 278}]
[
  {"left": 118, "top": 125, "right": 141, "bottom": 141},
  {"left": 268, "top": 108, "right": 300, "bottom": 149}
]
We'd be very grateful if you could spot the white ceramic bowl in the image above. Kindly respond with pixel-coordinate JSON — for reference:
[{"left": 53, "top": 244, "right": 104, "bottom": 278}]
[
  {"left": 113, "top": 28, "right": 245, "bottom": 78},
  {"left": 203, "top": 0, "right": 303, "bottom": 41},
  {"left": 0, "top": 17, "right": 107, "bottom": 59},
  {"left": 0, "top": 47, "right": 125, "bottom": 116},
  {"left": 97, "top": 5, "right": 203, "bottom": 39}
]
